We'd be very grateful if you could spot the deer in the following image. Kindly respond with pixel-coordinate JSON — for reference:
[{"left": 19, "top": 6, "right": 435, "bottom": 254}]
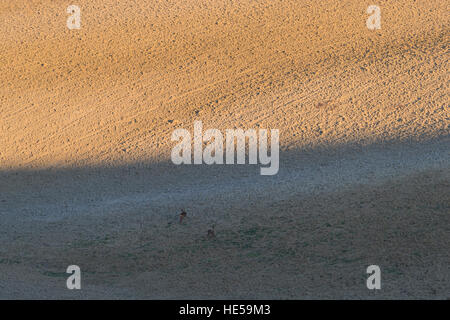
[
  {"left": 207, "top": 225, "right": 215, "bottom": 239},
  {"left": 179, "top": 209, "right": 187, "bottom": 223}
]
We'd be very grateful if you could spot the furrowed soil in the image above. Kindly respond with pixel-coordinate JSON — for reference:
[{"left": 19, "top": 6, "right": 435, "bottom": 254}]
[{"left": 0, "top": 0, "right": 449, "bottom": 298}]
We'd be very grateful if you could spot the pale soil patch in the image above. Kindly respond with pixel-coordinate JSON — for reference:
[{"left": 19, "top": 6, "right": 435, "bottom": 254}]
[{"left": 1, "top": 0, "right": 449, "bottom": 168}]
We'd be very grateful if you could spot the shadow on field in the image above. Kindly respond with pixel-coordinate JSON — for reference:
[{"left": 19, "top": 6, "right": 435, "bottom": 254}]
[{"left": 0, "top": 137, "right": 449, "bottom": 298}]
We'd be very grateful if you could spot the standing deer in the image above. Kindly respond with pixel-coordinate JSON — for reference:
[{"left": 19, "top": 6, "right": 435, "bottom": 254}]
[
  {"left": 207, "top": 225, "right": 215, "bottom": 239},
  {"left": 179, "top": 209, "right": 187, "bottom": 223}
]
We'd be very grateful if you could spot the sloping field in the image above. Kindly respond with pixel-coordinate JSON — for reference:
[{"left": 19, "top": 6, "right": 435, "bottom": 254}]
[
  {"left": 0, "top": 0, "right": 448, "bottom": 167},
  {"left": 0, "top": 0, "right": 449, "bottom": 298}
]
